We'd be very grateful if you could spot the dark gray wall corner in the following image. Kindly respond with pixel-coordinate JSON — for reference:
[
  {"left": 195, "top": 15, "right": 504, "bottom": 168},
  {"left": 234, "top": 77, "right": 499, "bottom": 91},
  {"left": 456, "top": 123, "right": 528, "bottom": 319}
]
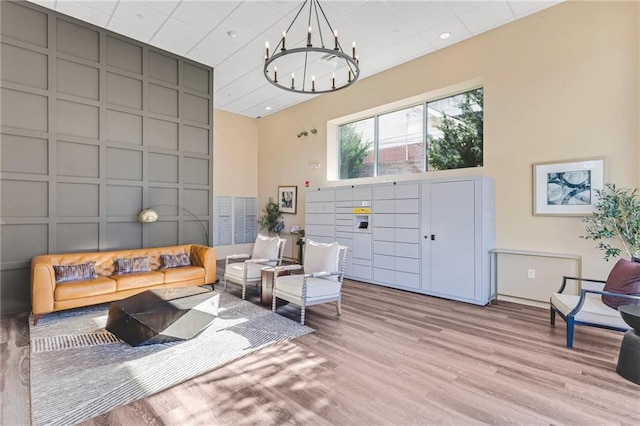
[{"left": 0, "top": 0, "right": 214, "bottom": 314}]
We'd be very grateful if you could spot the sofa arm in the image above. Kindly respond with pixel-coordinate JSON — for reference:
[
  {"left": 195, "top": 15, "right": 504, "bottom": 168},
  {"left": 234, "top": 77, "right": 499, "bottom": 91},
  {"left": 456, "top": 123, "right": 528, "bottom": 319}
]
[
  {"left": 31, "top": 255, "right": 55, "bottom": 317},
  {"left": 190, "top": 245, "right": 217, "bottom": 284}
]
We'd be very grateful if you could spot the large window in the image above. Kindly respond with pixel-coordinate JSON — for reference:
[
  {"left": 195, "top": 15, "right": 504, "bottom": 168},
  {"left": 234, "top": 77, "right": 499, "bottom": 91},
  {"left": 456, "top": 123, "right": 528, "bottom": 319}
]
[{"left": 338, "top": 88, "right": 483, "bottom": 179}]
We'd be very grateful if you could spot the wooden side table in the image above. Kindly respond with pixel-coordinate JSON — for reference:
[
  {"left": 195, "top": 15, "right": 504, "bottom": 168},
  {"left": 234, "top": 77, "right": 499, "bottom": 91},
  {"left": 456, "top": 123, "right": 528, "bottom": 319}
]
[{"left": 260, "top": 267, "right": 290, "bottom": 304}]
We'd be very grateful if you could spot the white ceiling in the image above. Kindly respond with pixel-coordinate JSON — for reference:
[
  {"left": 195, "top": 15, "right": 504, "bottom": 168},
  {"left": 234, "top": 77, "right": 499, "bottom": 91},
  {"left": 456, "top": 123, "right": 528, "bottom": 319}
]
[{"left": 27, "top": 0, "right": 562, "bottom": 118}]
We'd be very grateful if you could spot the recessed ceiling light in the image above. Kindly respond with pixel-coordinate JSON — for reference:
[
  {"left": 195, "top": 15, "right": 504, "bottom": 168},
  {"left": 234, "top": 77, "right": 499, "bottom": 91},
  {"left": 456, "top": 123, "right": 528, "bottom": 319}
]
[
  {"left": 440, "top": 32, "right": 451, "bottom": 40},
  {"left": 265, "top": 106, "right": 272, "bottom": 110},
  {"left": 227, "top": 30, "right": 238, "bottom": 38}
]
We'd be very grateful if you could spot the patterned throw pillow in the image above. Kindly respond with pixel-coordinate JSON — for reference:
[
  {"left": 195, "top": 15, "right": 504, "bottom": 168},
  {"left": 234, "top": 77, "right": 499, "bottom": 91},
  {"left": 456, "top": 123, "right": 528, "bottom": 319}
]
[
  {"left": 161, "top": 253, "right": 191, "bottom": 269},
  {"left": 602, "top": 258, "right": 640, "bottom": 309},
  {"left": 53, "top": 262, "right": 97, "bottom": 283},
  {"left": 114, "top": 257, "right": 151, "bottom": 275}
]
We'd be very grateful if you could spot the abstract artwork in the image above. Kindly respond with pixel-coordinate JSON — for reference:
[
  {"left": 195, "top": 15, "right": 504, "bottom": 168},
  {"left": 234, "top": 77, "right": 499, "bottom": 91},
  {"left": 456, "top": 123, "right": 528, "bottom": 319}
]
[
  {"left": 278, "top": 185, "right": 297, "bottom": 214},
  {"left": 533, "top": 158, "right": 604, "bottom": 216}
]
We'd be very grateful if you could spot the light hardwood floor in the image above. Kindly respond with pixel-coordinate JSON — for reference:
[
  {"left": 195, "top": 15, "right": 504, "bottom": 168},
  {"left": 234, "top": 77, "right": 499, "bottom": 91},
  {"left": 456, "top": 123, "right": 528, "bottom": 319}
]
[{"left": 2, "top": 279, "right": 639, "bottom": 425}]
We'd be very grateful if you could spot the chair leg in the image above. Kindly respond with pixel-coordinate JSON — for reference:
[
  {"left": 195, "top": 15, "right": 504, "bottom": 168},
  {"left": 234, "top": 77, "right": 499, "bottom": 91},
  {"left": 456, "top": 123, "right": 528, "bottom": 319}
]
[
  {"left": 336, "top": 297, "right": 342, "bottom": 316},
  {"left": 300, "top": 306, "right": 306, "bottom": 326},
  {"left": 566, "top": 317, "right": 575, "bottom": 349},
  {"left": 550, "top": 307, "right": 556, "bottom": 326},
  {"left": 224, "top": 276, "right": 228, "bottom": 293},
  {"left": 241, "top": 283, "right": 246, "bottom": 300},
  {"left": 33, "top": 314, "right": 42, "bottom": 326},
  {"left": 272, "top": 292, "right": 276, "bottom": 313}
]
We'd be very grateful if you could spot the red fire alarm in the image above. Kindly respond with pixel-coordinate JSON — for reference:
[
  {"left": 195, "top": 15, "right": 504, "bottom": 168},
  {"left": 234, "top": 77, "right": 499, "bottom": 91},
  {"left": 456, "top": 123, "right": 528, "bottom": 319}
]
[{"left": 305, "top": 181, "right": 310, "bottom": 187}]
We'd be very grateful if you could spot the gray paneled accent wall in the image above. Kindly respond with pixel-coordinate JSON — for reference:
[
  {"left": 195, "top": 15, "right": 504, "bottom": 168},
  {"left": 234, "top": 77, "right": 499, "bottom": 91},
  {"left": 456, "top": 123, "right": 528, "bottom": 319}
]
[{"left": 0, "top": 1, "right": 214, "bottom": 313}]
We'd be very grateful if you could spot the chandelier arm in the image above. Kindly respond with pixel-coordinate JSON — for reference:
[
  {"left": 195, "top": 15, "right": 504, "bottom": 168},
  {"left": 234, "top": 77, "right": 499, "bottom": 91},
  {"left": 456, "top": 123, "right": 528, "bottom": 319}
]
[
  {"left": 313, "top": 0, "right": 325, "bottom": 48},
  {"left": 276, "top": 0, "right": 310, "bottom": 51},
  {"left": 306, "top": 0, "right": 313, "bottom": 42},
  {"left": 317, "top": 0, "right": 337, "bottom": 44},
  {"left": 302, "top": 49, "right": 309, "bottom": 90}
]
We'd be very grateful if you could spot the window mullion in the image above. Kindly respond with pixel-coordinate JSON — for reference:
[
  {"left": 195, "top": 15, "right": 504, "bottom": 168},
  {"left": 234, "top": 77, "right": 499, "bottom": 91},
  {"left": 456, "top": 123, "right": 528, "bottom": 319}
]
[
  {"left": 373, "top": 115, "right": 379, "bottom": 177},
  {"left": 423, "top": 101, "right": 428, "bottom": 172}
]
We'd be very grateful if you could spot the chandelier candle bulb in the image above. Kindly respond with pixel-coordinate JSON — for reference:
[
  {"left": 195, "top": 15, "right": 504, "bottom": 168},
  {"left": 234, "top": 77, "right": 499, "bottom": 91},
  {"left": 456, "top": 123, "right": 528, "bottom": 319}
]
[
  {"left": 334, "top": 30, "right": 339, "bottom": 50},
  {"left": 352, "top": 41, "right": 356, "bottom": 58},
  {"left": 274, "top": 66, "right": 278, "bottom": 82},
  {"left": 265, "top": 42, "right": 269, "bottom": 60},
  {"left": 307, "top": 26, "right": 312, "bottom": 46},
  {"left": 332, "top": 73, "right": 336, "bottom": 89},
  {"left": 348, "top": 70, "right": 352, "bottom": 82},
  {"left": 291, "top": 73, "right": 295, "bottom": 89},
  {"left": 281, "top": 31, "right": 286, "bottom": 50},
  {"left": 312, "top": 75, "right": 315, "bottom": 92}
]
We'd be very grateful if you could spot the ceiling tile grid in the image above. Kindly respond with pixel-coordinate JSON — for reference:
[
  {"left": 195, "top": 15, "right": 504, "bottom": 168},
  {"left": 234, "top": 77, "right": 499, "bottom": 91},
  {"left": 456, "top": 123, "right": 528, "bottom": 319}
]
[{"left": 25, "top": 0, "right": 563, "bottom": 118}]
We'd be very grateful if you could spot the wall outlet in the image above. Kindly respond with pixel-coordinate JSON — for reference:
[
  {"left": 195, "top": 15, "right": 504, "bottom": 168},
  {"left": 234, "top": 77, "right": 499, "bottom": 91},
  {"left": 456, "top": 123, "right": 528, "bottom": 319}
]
[{"left": 527, "top": 269, "right": 536, "bottom": 279}]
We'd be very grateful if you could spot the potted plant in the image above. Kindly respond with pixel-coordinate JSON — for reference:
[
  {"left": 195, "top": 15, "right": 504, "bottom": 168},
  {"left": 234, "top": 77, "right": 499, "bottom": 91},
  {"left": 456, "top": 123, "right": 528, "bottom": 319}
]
[
  {"left": 582, "top": 183, "right": 640, "bottom": 261},
  {"left": 258, "top": 197, "right": 284, "bottom": 235}
]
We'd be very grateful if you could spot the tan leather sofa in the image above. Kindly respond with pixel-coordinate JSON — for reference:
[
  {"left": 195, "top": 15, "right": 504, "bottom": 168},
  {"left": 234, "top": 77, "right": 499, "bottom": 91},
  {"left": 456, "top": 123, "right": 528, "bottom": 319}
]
[{"left": 31, "top": 244, "right": 216, "bottom": 324}]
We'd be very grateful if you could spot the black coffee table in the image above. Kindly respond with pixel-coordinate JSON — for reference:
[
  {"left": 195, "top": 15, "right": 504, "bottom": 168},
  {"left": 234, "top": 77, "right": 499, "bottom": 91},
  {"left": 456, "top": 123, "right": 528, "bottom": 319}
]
[
  {"left": 617, "top": 304, "right": 640, "bottom": 385},
  {"left": 106, "top": 287, "right": 219, "bottom": 346}
]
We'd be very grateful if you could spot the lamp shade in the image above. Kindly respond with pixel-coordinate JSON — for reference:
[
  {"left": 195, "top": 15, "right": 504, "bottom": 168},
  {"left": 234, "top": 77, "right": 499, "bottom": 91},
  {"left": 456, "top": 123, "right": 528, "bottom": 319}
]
[{"left": 138, "top": 209, "right": 159, "bottom": 223}]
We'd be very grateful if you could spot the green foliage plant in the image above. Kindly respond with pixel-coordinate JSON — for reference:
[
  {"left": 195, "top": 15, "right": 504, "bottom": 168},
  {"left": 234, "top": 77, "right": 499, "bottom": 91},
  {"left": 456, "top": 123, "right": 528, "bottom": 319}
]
[
  {"left": 339, "top": 124, "right": 371, "bottom": 179},
  {"left": 428, "top": 89, "right": 483, "bottom": 171},
  {"left": 582, "top": 183, "right": 640, "bottom": 261},
  {"left": 257, "top": 197, "right": 283, "bottom": 235}
]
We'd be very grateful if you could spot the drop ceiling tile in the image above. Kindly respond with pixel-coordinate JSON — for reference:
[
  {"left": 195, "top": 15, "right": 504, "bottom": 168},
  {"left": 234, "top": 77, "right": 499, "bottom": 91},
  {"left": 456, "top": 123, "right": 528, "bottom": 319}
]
[
  {"left": 260, "top": 0, "right": 301, "bottom": 15},
  {"left": 458, "top": 2, "right": 515, "bottom": 35},
  {"left": 156, "top": 18, "right": 208, "bottom": 46},
  {"left": 447, "top": 1, "right": 490, "bottom": 17},
  {"left": 188, "top": 49, "right": 225, "bottom": 68},
  {"left": 230, "top": 2, "right": 285, "bottom": 34},
  {"left": 56, "top": 1, "right": 111, "bottom": 27},
  {"left": 360, "top": 49, "right": 402, "bottom": 74},
  {"left": 150, "top": 34, "right": 190, "bottom": 56},
  {"left": 195, "top": 17, "right": 259, "bottom": 59},
  {"left": 509, "top": 0, "right": 563, "bottom": 18},
  {"left": 28, "top": 0, "right": 56, "bottom": 9},
  {"left": 200, "top": 0, "right": 243, "bottom": 16},
  {"left": 139, "top": 1, "right": 180, "bottom": 16},
  {"left": 108, "top": 16, "right": 155, "bottom": 42},
  {"left": 214, "top": 61, "right": 253, "bottom": 89},
  {"left": 398, "top": 2, "right": 457, "bottom": 32},
  {"left": 383, "top": 1, "right": 427, "bottom": 15},
  {"left": 171, "top": 1, "right": 226, "bottom": 32},
  {"left": 344, "top": 1, "right": 396, "bottom": 31},
  {"left": 77, "top": 1, "right": 119, "bottom": 16},
  {"left": 325, "top": 1, "right": 368, "bottom": 17},
  {"left": 113, "top": 1, "right": 169, "bottom": 32},
  {"left": 389, "top": 35, "right": 436, "bottom": 62},
  {"left": 225, "top": 39, "right": 268, "bottom": 70},
  {"left": 419, "top": 18, "right": 472, "bottom": 49}
]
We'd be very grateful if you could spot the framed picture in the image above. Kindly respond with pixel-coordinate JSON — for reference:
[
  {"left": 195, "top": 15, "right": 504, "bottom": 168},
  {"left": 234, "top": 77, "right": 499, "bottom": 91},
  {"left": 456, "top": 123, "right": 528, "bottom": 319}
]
[
  {"left": 533, "top": 158, "right": 605, "bottom": 216},
  {"left": 278, "top": 185, "right": 297, "bottom": 214}
]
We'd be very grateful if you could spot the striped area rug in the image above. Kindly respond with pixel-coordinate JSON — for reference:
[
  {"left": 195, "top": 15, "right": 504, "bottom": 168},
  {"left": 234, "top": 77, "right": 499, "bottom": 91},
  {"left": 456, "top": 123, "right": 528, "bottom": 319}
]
[{"left": 29, "top": 291, "right": 314, "bottom": 426}]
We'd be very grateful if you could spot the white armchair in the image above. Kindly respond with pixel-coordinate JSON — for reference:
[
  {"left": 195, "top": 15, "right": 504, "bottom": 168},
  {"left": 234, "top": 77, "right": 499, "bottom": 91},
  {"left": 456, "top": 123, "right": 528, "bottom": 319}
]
[
  {"left": 270, "top": 240, "right": 348, "bottom": 325},
  {"left": 224, "top": 234, "right": 285, "bottom": 300}
]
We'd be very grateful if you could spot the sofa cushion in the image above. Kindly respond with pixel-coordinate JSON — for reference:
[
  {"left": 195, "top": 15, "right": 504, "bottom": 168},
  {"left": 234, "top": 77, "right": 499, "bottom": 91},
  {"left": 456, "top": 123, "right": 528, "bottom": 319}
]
[
  {"left": 53, "top": 262, "right": 97, "bottom": 283},
  {"left": 552, "top": 292, "right": 629, "bottom": 329},
  {"left": 161, "top": 253, "right": 191, "bottom": 269},
  {"left": 113, "top": 271, "right": 165, "bottom": 291},
  {"left": 225, "top": 262, "right": 263, "bottom": 282},
  {"left": 163, "top": 266, "right": 205, "bottom": 284},
  {"left": 275, "top": 275, "right": 341, "bottom": 303},
  {"left": 602, "top": 259, "right": 640, "bottom": 309},
  {"left": 115, "top": 256, "right": 151, "bottom": 275},
  {"left": 252, "top": 234, "right": 279, "bottom": 262},
  {"left": 55, "top": 276, "right": 116, "bottom": 301}
]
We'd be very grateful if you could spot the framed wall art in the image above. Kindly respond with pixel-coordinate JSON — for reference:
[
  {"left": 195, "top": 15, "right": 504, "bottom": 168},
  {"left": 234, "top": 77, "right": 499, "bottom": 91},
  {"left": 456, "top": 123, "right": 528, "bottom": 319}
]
[
  {"left": 533, "top": 158, "right": 605, "bottom": 216},
  {"left": 278, "top": 185, "right": 297, "bottom": 214}
]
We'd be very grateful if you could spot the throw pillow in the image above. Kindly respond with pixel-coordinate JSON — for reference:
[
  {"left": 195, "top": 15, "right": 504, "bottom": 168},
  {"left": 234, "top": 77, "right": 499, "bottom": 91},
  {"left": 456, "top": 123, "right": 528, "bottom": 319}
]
[
  {"left": 303, "top": 240, "right": 340, "bottom": 281},
  {"left": 114, "top": 256, "right": 151, "bottom": 275},
  {"left": 252, "top": 234, "right": 280, "bottom": 261},
  {"left": 53, "top": 262, "right": 97, "bottom": 283},
  {"left": 602, "top": 258, "right": 640, "bottom": 309},
  {"left": 161, "top": 253, "right": 191, "bottom": 269}
]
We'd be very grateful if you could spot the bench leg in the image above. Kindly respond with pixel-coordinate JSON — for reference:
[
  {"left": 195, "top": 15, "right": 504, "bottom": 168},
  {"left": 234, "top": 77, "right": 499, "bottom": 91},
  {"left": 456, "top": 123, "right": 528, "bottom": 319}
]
[
  {"left": 567, "top": 317, "right": 575, "bottom": 349},
  {"left": 550, "top": 307, "right": 556, "bottom": 326}
]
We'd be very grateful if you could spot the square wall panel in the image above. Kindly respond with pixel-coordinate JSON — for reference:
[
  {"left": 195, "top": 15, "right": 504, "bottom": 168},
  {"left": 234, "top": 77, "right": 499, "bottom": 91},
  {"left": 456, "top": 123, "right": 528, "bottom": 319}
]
[
  {"left": 149, "top": 118, "right": 178, "bottom": 150},
  {"left": 105, "top": 222, "right": 141, "bottom": 250},
  {"left": 57, "top": 19, "right": 99, "bottom": 62},
  {"left": 149, "top": 84, "right": 178, "bottom": 117},
  {"left": 57, "top": 59, "right": 99, "bottom": 100},
  {"left": 183, "top": 93, "right": 209, "bottom": 124},
  {"left": 1, "top": 43, "right": 48, "bottom": 89},
  {"left": 184, "top": 157, "right": 209, "bottom": 185},
  {"left": 185, "top": 219, "right": 209, "bottom": 246},
  {"left": 182, "top": 125, "right": 209, "bottom": 154},
  {"left": 1, "top": 88, "right": 48, "bottom": 132},
  {"left": 107, "top": 110, "right": 142, "bottom": 145},
  {"left": 148, "top": 221, "right": 179, "bottom": 247},
  {"left": 1, "top": 268, "right": 31, "bottom": 314},
  {"left": 107, "top": 72, "right": 142, "bottom": 110},
  {"left": 107, "top": 36, "right": 142, "bottom": 74},
  {"left": 149, "top": 187, "right": 178, "bottom": 214},
  {"left": 58, "top": 141, "right": 99, "bottom": 178},
  {"left": 184, "top": 188, "right": 209, "bottom": 216},
  {"left": 1, "top": 1, "right": 48, "bottom": 48},
  {"left": 57, "top": 100, "right": 99, "bottom": 139},
  {"left": 149, "top": 153, "right": 179, "bottom": 183},
  {"left": 107, "top": 147, "right": 142, "bottom": 180},
  {"left": 57, "top": 223, "right": 99, "bottom": 253},
  {"left": 58, "top": 183, "right": 99, "bottom": 217},
  {"left": 1, "top": 180, "right": 48, "bottom": 218},
  {"left": 1, "top": 134, "right": 48, "bottom": 175},
  {"left": 1, "top": 224, "right": 48, "bottom": 262},
  {"left": 107, "top": 185, "right": 142, "bottom": 216},
  {"left": 183, "top": 63, "right": 210, "bottom": 94},
  {"left": 149, "top": 51, "right": 178, "bottom": 85}
]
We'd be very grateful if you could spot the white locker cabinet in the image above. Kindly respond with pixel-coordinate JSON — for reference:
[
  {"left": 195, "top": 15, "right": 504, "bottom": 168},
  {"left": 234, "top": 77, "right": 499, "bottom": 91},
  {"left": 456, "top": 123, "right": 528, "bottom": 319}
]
[{"left": 306, "top": 177, "right": 495, "bottom": 306}]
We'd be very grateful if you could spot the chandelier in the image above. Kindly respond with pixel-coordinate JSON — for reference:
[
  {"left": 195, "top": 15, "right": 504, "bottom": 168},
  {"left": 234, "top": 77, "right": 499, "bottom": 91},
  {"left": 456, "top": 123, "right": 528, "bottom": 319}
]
[{"left": 263, "top": 0, "right": 360, "bottom": 94}]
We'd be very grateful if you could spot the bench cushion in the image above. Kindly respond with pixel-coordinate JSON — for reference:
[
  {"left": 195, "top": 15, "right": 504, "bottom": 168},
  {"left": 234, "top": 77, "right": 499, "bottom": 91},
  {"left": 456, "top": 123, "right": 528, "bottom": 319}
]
[
  {"left": 552, "top": 293, "right": 629, "bottom": 329},
  {"left": 225, "top": 262, "right": 263, "bottom": 281},
  {"left": 275, "top": 275, "right": 341, "bottom": 303}
]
